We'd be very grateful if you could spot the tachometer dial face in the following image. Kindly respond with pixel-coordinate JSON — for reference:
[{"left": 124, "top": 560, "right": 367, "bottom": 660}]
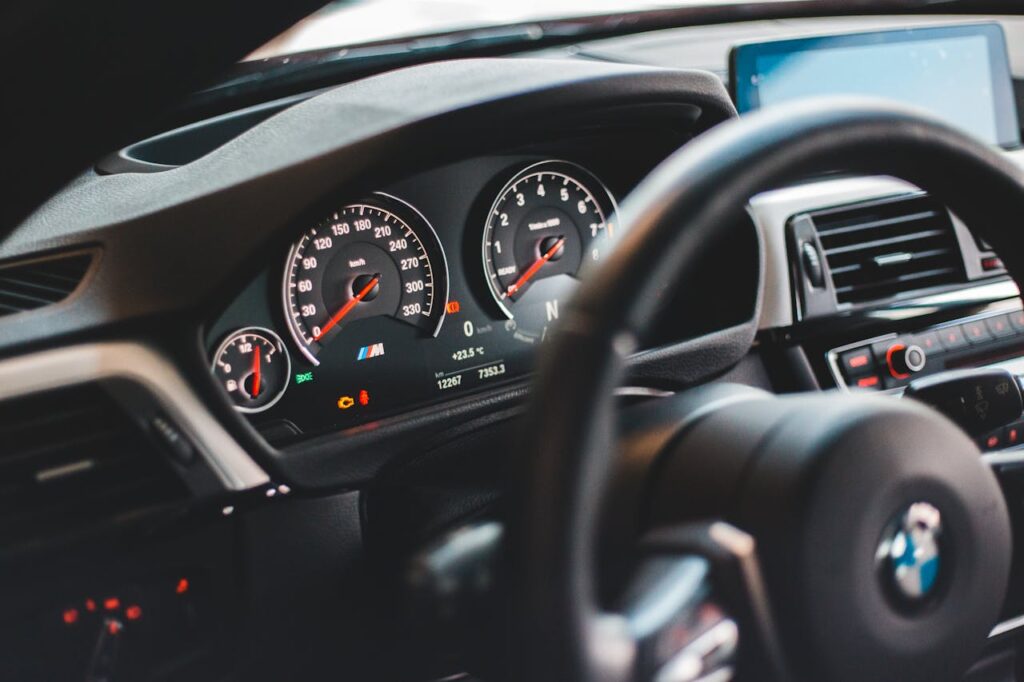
[
  {"left": 212, "top": 327, "right": 291, "bottom": 413},
  {"left": 284, "top": 193, "right": 449, "bottom": 365},
  {"left": 482, "top": 160, "right": 617, "bottom": 343}
]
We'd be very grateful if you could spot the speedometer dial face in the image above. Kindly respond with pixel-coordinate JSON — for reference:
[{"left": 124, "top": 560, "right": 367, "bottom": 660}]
[
  {"left": 482, "top": 160, "right": 617, "bottom": 343},
  {"left": 284, "top": 193, "right": 448, "bottom": 365}
]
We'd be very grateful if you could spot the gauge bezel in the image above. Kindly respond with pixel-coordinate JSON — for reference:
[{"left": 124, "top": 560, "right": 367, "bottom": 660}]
[
  {"left": 282, "top": 191, "right": 450, "bottom": 366},
  {"left": 211, "top": 326, "right": 292, "bottom": 414},
  {"left": 480, "top": 159, "right": 619, "bottom": 320}
]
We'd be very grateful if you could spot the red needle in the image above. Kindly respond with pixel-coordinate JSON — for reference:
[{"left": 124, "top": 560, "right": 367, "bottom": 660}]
[
  {"left": 314, "top": 275, "right": 380, "bottom": 341},
  {"left": 504, "top": 237, "right": 566, "bottom": 299},
  {"left": 251, "top": 348, "right": 261, "bottom": 398}
]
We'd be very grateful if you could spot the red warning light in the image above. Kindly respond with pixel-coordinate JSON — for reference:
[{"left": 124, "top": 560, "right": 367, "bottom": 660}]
[
  {"left": 125, "top": 605, "right": 143, "bottom": 621},
  {"left": 62, "top": 608, "right": 79, "bottom": 625},
  {"left": 103, "top": 597, "right": 120, "bottom": 611},
  {"left": 358, "top": 390, "right": 370, "bottom": 406},
  {"left": 446, "top": 300, "right": 461, "bottom": 314},
  {"left": 175, "top": 578, "right": 189, "bottom": 595},
  {"left": 85, "top": 598, "right": 97, "bottom": 612},
  {"left": 107, "top": 620, "right": 122, "bottom": 636}
]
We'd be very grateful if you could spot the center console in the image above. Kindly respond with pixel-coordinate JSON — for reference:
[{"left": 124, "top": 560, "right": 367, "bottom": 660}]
[{"left": 827, "top": 304, "right": 1024, "bottom": 451}]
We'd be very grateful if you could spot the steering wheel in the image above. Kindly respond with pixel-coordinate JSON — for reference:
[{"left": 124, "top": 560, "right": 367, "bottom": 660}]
[{"left": 512, "top": 98, "right": 1024, "bottom": 682}]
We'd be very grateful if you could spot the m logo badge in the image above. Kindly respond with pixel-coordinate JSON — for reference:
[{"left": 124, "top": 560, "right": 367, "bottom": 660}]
[{"left": 357, "top": 343, "right": 385, "bottom": 361}]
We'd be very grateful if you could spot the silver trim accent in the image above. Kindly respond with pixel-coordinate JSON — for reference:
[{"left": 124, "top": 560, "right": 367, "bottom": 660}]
[
  {"left": 614, "top": 386, "right": 675, "bottom": 398},
  {"left": 0, "top": 342, "right": 269, "bottom": 491},
  {"left": 653, "top": 617, "right": 738, "bottom": 682},
  {"left": 990, "top": 613, "right": 1024, "bottom": 639}
]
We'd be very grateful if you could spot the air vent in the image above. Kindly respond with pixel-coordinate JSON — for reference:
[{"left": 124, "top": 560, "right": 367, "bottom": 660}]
[
  {"left": 0, "top": 251, "right": 93, "bottom": 318},
  {"left": 0, "top": 383, "right": 187, "bottom": 548},
  {"left": 809, "top": 195, "right": 966, "bottom": 305}
]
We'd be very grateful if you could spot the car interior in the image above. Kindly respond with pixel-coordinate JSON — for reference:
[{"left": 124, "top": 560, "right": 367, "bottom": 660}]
[{"left": 6, "top": 0, "right": 1024, "bottom": 680}]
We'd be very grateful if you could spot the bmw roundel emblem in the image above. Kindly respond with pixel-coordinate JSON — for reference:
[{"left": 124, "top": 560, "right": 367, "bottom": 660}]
[{"left": 877, "top": 501, "right": 943, "bottom": 603}]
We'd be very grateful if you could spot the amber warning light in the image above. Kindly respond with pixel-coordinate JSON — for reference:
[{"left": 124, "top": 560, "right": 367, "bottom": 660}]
[{"left": 338, "top": 391, "right": 371, "bottom": 410}]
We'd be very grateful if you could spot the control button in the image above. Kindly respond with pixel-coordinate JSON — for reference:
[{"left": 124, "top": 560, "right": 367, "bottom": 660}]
[
  {"left": 982, "top": 256, "right": 1005, "bottom": 271},
  {"left": 1009, "top": 310, "right": 1024, "bottom": 332},
  {"left": 912, "top": 331, "right": 942, "bottom": 354},
  {"left": 886, "top": 344, "right": 927, "bottom": 379},
  {"left": 838, "top": 347, "right": 875, "bottom": 378},
  {"left": 981, "top": 431, "right": 1004, "bottom": 451},
  {"left": 801, "top": 241, "right": 825, "bottom": 289},
  {"left": 853, "top": 375, "right": 882, "bottom": 390},
  {"left": 936, "top": 326, "right": 968, "bottom": 351},
  {"left": 985, "top": 313, "right": 1015, "bottom": 338},
  {"left": 961, "top": 320, "right": 993, "bottom": 345},
  {"left": 150, "top": 415, "right": 195, "bottom": 465},
  {"left": 1005, "top": 423, "right": 1024, "bottom": 448}
]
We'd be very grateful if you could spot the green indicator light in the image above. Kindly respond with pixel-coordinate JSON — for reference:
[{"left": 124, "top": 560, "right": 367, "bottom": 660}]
[{"left": 295, "top": 372, "right": 314, "bottom": 385}]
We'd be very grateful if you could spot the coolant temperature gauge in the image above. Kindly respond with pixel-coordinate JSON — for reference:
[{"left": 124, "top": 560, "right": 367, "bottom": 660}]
[{"left": 212, "top": 327, "right": 291, "bottom": 413}]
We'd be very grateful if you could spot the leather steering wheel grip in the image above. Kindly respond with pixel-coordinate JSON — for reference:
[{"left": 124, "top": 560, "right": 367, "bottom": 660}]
[{"left": 510, "top": 97, "right": 1024, "bottom": 682}]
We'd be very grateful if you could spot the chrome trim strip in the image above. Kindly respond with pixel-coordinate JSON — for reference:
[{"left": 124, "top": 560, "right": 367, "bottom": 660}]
[
  {"left": 614, "top": 386, "right": 675, "bottom": 398},
  {"left": 0, "top": 342, "right": 269, "bottom": 490},
  {"left": 990, "top": 614, "right": 1024, "bottom": 639}
]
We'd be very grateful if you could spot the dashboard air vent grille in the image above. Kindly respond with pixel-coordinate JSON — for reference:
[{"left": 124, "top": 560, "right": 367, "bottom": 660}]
[
  {"left": 0, "top": 384, "right": 187, "bottom": 547},
  {"left": 0, "top": 252, "right": 93, "bottom": 318},
  {"left": 810, "top": 195, "right": 966, "bottom": 305}
]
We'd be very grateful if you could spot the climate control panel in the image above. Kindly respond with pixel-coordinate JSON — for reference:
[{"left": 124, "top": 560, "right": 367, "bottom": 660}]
[{"left": 827, "top": 305, "right": 1024, "bottom": 451}]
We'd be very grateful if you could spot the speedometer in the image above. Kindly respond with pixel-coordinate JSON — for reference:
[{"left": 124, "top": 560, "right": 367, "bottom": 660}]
[
  {"left": 283, "top": 193, "right": 448, "bottom": 365},
  {"left": 482, "top": 160, "right": 617, "bottom": 343}
]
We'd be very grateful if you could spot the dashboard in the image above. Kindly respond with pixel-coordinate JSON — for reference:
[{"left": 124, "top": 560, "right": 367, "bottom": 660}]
[{"left": 4, "top": 12, "right": 1024, "bottom": 681}]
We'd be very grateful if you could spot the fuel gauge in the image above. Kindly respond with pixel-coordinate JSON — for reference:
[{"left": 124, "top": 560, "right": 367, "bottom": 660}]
[{"left": 212, "top": 327, "right": 291, "bottom": 413}]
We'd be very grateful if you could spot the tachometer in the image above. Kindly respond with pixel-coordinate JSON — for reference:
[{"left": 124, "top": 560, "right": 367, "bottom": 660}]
[
  {"left": 284, "top": 193, "right": 448, "bottom": 365},
  {"left": 482, "top": 160, "right": 617, "bottom": 343}
]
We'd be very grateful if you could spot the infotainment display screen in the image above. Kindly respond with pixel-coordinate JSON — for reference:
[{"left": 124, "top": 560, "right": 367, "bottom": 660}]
[{"left": 730, "top": 23, "right": 1020, "bottom": 148}]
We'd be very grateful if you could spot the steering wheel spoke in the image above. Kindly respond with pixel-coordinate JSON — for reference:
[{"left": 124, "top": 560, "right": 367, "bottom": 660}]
[
  {"left": 613, "top": 522, "right": 791, "bottom": 682},
  {"left": 614, "top": 551, "right": 734, "bottom": 682}
]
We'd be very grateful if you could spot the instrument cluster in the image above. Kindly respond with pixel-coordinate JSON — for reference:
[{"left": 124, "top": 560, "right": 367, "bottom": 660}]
[{"left": 204, "top": 130, "right": 736, "bottom": 444}]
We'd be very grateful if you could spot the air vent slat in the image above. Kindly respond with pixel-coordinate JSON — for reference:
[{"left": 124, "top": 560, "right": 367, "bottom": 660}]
[
  {"left": 828, "top": 248, "right": 955, "bottom": 277},
  {"left": 833, "top": 267, "right": 960, "bottom": 295},
  {"left": 813, "top": 210, "right": 939, "bottom": 237},
  {"left": 0, "top": 274, "right": 82, "bottom": 296},
  {"left": 0, "top": 429, "right": 125, "bottom": 473},
  {"left": 804, "top": 195, "right": 966, "bottom": 305},
  {"left": 0, "top": 252, "right": 92, "bottom": 319},
  {"left": 821, "top": 229, "right": 948, "bottom": 256},
  {"left": 0, "top": 383, "right": 187, "bottom": 548}
]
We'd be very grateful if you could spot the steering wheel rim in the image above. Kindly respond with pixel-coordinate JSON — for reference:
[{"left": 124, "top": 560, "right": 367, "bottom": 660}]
[{"left": 511, "top": 97, "right": 1024, "bottom": 682}]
